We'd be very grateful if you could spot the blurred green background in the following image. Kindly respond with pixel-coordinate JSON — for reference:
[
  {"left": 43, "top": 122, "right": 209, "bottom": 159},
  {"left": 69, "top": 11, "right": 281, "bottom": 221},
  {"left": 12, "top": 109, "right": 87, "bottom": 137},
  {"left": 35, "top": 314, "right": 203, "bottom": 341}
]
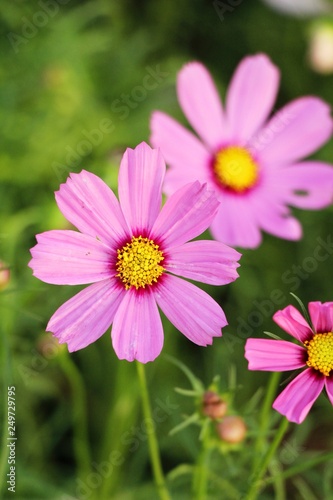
[{"left": 1, "top": 0, "right": 333, "bottom": 498}]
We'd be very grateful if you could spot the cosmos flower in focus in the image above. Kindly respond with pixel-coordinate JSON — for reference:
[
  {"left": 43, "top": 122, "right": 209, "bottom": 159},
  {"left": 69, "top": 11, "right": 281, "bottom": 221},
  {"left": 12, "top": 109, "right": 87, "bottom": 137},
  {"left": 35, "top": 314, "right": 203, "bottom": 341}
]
[
  {"left": 150, "top": 54, "right": 333, "bottom": 248},
  {"left": 29, "top": 142, "right": 241, "bottom": 363},
  {"left": 245, "top": 301, "right": 333, "bottom": 423}
]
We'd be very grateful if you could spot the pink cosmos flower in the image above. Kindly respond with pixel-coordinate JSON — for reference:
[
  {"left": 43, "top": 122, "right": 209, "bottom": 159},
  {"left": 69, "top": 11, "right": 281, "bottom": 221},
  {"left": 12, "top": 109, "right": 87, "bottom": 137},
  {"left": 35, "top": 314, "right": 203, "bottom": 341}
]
[
  {"left": 29, "top": 142, "right": 241, "bottom": 363},
  {"left": 150, "top": 54, "right": 333, "bottom": 248},
  {"left": 245, "top": 302, "right": 333, "bottom": 423}
]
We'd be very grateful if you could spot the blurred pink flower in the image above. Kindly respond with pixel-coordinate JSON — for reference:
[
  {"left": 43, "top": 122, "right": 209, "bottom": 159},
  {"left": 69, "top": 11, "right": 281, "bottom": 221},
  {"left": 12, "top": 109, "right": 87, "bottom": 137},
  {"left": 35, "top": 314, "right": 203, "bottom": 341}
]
[
  {"left": 29, "top": 142, "right": 241, "bottom": 363},
  {"left": 261, "top": 0, "right": 331, "bottom": 18},
  {"left": 150, "top": 54, "right": 333, "bottom": 248},
  {"left": 245, "top": 301, "right": 333, "bottom": 423}
]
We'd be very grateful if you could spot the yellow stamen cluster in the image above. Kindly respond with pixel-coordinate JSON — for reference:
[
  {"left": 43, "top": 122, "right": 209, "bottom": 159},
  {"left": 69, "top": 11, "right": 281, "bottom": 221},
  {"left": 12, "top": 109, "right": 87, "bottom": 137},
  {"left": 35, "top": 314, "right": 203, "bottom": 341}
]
[
  {"left": 116, "top": 236, "right": 164, "bottom": 290},
  {"left": 214, "top": 146, "right": 258, "bottom": 192},
  {"left": 304, "top": 332, "right": 333, "bottom": 376}
]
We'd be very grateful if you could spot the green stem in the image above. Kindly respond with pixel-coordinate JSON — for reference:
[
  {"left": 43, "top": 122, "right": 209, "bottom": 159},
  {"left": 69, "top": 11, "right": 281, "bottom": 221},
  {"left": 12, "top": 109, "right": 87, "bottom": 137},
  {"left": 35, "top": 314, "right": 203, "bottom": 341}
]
[
  {"left": 58, "top": 351, "right": 92, "bottom": 488},
  {"left": 252, "top": 371, "right": 281, "bottom": 472},
  {"left": 263, "top": 451, "right": 333, "bottom": 486},
  {"left": 269, "top": 462, "right": 285, "bottom": 500},
  {"left": 136, "top": 361, "right": 171, "bottom": 500},
  {"left": 192, "top": 423, "right": 212, "bottom": 500},
  {"left": 98, "top": 362, "right": 140, "bottom": 498},
  {"left": 246, "top": 417, "right": 289, "bottom": 500}
]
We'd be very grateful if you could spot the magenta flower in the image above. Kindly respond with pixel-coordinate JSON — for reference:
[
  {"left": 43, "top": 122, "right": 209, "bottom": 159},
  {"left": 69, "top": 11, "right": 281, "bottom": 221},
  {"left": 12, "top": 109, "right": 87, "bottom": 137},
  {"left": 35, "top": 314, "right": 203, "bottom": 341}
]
[
  {"left": 29, "top": 142, "right": 241, "bottom": 363},
  {"left": 245, "top": 302, "right": 333, "bottom": 423},
  {"left": 150, "top": 54, "right": 333, "bottom": 248}
]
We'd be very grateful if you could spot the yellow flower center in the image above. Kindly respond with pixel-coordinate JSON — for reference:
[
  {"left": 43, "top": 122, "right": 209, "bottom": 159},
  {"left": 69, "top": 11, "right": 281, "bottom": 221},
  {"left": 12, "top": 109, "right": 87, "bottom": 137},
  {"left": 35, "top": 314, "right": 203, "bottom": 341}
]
[
  {"left": 304, "top": 332, "right": 333, "bottom": 376},
  {"left": 213, "top": 146, "right": 258, "bottom": 192},
  {"left": 116, "top": 236, "right": 164, "bottom": 290}
]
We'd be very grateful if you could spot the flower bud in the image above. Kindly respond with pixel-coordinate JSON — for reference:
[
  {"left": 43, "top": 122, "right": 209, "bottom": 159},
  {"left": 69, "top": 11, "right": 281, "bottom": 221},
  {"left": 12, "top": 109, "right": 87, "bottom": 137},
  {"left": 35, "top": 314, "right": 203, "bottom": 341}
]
[
  {"left": 216, "top": 416, "right": 247, "bottom": 444},
  {"left": 202, "top": 391, "right": 227, "bottom": 420},
  {"left": 0, "top": 262, "right": 10, "bottom": 290},
  {"left": 37, "top": 333, "right": 62, "bottom": 358},
  {"left": 308, "top": 23, "right": 333, "bottom": 74}
]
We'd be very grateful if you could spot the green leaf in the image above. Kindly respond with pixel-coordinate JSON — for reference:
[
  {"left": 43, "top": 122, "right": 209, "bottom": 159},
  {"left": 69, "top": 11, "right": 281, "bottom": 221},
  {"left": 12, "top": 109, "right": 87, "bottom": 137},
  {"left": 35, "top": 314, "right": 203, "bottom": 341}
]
[
  {"left": 167, "top": 463, "right": 194, "bottom": 482},
  {"left": 174, "top": 387, "right": 199, "bottom": 397},
  {"left": 289, "top": 293, "right": 315, "bottom": 332},
  {"left": 263, "top": 331, "right": 283, "bottom": 340},
  {"left": 169, "top": 412, "right": 200, "bottom": 436},
  {"left": 163, "top": 354, "right": 204, "bottom": 394}
]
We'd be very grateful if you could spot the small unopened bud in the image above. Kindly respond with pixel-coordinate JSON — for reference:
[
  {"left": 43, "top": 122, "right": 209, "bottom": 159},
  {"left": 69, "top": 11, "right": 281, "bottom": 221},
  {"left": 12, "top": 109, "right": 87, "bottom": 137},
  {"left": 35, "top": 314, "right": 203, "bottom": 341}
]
[
  {"left": 0, "top": 262, "right": 10, "bottom": 290},
  {"left": 37, "top": 333, "right": 62, "bottom": 358},
  {"left": 202, "top": 391, "right": 228, "bottom": 420},
  {"left": 308, "top": 24, "right": 333, "bottom": 74},
  {"left": 216, "top": 416, "right": 247, "bottom": 444}
]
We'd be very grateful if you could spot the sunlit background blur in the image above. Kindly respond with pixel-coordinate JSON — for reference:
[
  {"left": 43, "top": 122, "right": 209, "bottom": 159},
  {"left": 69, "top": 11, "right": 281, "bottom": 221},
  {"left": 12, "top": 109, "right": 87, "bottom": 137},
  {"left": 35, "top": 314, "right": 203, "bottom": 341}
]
[{"left": 1, "top": 0, "right": 333, "bottom": 498}]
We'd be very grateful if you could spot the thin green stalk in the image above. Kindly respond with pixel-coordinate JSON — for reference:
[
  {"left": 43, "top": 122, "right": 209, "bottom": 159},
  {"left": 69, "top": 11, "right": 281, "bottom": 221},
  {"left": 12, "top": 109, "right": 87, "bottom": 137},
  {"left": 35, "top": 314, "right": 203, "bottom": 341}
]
[
  {"left": 136, "top": 361, "right": 171, "bottom": 500},
  {"left": 246, "top": 417, "right": 289, "bottom": 500},
  {"left": 58, "top": 351, "right": 92, "bottom": 487},
  {"left": 252, "top": 371, "right": 281, "bottom": 472},
  {"left": 263, "top": 451, "right": 333, "bottom": 487},
  {"left": 269, "top": 462, "right": 285, "bottom": 500},
  {"left": 192, "top": 424, "right": 212, "bottom": 500},
  {"left": 98, "top": 361, "right": 141, "bottom": 498}
]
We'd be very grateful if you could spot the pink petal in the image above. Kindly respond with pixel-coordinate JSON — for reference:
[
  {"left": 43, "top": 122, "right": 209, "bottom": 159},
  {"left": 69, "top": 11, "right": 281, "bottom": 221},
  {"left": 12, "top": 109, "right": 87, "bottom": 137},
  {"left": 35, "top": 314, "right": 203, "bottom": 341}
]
[
  {"left": 257, "top": 97, "right": 333, "bottom": 166},
  {"left": 47, "top": 279, "right": 125, "bottom": 352},
  {"left": 150, "top": 111, "right": 211, "bottom": 188},
  {"left": 29, "top": 230, "right": 113, "bottom": 285},
  {"left": 209, "top": 195, "right": 262, "bottom": 249},
  {"left": 154, "top": 274, "right": 226, "bottom": 346},
  {"left": 245, "top": 338, "right": 306, "bottom": 371},
  {"left": 273, "top": 368, "right": 325, "bottom": 424},
  {"left": 163, "top": 165, "right": 212, "bottom": 199},
  {"left": 151, "top": 182, "right": 219, "bottom": 248},
  {"left": 111, "top": 288, "right": 163, "bottom": 363},
  {"left": 166, "top": 240, "right": 241, "bottom": 285},
  {"left": 226, "top": 54, "right": 280, "bottom": 142},
  {"left": 253, "top": 196, "right": 302, "bottom": 241},
  {"left": 118, "top": 142, "right": 165, "bottom": 234},
  {"left": 308, "top": 301, "right": 333, "bottom": 333},
  {"left": 276, "top": 162, "right": 333, "bottom": 209},
  {"left": 177, "top": 62, "right": 227, "bottom": 150},
  {"left": 324, "top": 376, "right": 333, "bottom": 407},
  {"left": 55, "top": 170, "right": 130, "bottom": 246},
  {"left": 273, "top": 305, "right": 313, "bottom": 343}
]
